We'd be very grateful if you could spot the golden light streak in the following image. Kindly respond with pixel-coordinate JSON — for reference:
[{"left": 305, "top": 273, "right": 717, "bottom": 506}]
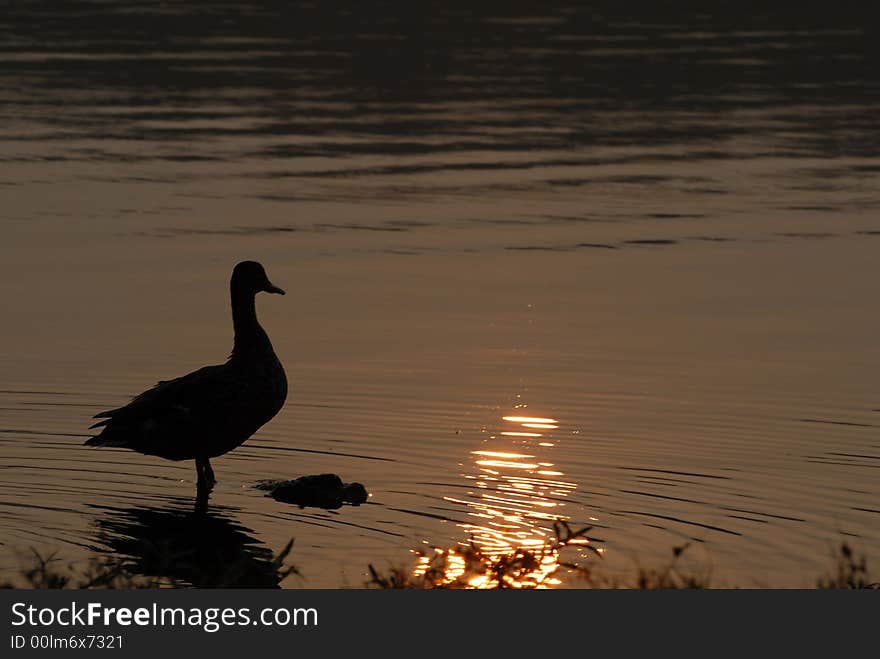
[
  {"left": 472, "top": 450, "right": 535, "bottom": 459},
  {"left": 502, "top": 416, "right": 558, "bottom": 424},
  {"left": 475, "top": 459, "right": 541, "bottom": 469}
]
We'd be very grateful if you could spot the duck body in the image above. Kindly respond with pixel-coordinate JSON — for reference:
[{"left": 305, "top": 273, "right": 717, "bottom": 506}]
[
  {"left": 86, "top": 261, "right": 287, "bottom": 498},
  {"left": 88, "top": 356, "right": 286, "bottom": 461}
]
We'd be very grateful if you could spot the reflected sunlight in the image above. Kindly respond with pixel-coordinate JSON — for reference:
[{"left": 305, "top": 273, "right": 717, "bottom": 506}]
[{"left": 414, "top": 406, "right": 593, "bottom": 588}]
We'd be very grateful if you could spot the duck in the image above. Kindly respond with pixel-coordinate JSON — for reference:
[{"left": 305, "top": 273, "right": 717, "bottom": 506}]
[{"left": 86, "top": 261, "right": 288, "bottom": 503}]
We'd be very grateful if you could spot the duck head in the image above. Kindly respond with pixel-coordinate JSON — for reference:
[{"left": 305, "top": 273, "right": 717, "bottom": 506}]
[{"left": 231, "top": 261, "right": 285, "bottom": 296}]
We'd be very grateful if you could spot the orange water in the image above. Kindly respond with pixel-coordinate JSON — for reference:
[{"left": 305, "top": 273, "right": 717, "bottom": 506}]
[{"left": 1, "top": 3, "right": 878, "bottom": 587}]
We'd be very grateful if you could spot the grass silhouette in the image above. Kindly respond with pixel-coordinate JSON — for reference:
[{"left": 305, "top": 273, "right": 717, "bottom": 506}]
[{"left": 2, "top": 525, "right": 876, "bottom": 590}]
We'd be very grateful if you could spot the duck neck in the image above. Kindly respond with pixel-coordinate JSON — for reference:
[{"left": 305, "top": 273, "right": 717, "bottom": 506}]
[{"left": 231, "top": 287, "right": 272, "bottom": 359}]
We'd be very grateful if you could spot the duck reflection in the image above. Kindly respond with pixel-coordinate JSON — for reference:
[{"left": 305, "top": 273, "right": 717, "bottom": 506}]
[
  {"left": 415, "top": 404, "right": 591, "bottom": 588},
  {"left": 90, "top": 501, "right": 292, "bottom": 588}
]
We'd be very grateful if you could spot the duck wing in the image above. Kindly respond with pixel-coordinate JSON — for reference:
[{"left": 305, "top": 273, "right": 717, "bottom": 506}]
[{"left": 86, "top": 364, "right": 240, "bottom": 458}]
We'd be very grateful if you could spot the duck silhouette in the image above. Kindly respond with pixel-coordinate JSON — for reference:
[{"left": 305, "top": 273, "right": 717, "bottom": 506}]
[{"left": 86, "top": 261, "right": 287, "bottom": 504}]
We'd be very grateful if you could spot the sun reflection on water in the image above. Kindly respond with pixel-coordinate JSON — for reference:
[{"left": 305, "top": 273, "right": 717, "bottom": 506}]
[{"left": 414, "top": 405, "right": 591, "bottom": 588}]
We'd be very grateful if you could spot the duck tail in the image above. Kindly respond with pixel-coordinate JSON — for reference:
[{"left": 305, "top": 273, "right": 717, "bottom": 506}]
[
  {"left": 84, "top": 431, "right": 129, "bottom": 448},
  {"left": 84, "top": 411, "right": 129, "bottom": 447}
]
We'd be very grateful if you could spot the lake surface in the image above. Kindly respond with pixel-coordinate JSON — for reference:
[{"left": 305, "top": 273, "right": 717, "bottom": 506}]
[{"left": 1, "top": 1, "right": 878, "bottom": 587}]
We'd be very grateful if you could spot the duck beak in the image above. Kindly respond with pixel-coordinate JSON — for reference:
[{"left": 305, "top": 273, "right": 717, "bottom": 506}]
[{"left": 264, "top": 282, "right": 285, "bottom": 295}]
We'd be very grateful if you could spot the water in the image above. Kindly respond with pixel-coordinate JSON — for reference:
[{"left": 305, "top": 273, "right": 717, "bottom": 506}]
[{"left": 1, "top": 1, "right": 878, "bottom": 587}]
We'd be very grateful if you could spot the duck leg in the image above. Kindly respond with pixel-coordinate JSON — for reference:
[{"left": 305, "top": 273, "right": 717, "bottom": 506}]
[
  {"left": 194, "top": 458, "right": 211, "bottom": 513},
  {"left": 195, "top": 456, "right": 215, "bottom": 494},
  {"left": 194, "top": 483, "right": 209, "bottom": 514},
  {"left": 204, "top": 458, "right": 216, "bottom": 487}
]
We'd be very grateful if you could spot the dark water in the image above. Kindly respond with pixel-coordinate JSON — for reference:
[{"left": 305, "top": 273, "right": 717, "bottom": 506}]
[{"left": 1, "top": 2, "right": 878, "bottom": 587}]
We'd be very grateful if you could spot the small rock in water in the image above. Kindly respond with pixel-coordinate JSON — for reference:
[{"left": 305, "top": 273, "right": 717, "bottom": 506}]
[
  {"left": 256, "top": 474, "right": 369, "bottom": 509},
  {"left": 342, "top": 481, "right": 368, "bottom": 505}
]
